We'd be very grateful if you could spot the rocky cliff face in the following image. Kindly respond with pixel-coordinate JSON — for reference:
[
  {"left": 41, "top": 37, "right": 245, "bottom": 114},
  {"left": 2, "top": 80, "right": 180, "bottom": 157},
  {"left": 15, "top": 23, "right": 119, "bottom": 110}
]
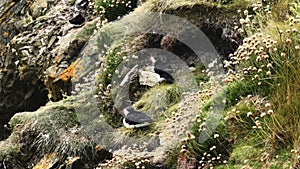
[{"left": 0, "top": 0, "right": 98, "bottom": 140}]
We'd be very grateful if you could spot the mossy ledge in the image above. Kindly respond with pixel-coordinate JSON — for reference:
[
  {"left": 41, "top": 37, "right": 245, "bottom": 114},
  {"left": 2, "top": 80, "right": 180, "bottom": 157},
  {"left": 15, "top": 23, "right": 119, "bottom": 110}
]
[{"left": 0, "top": 95, "right": 112, "bottom": 169}]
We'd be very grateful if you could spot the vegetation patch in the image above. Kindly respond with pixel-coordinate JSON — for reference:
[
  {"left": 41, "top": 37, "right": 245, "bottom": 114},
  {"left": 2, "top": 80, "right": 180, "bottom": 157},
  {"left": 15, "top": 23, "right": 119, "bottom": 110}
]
[{"left": 95, "top": 0, "right": 138, "bottom": 21}]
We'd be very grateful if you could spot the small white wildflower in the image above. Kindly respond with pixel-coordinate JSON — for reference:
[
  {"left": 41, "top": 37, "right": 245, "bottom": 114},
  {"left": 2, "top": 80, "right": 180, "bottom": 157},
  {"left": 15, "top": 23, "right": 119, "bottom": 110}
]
[
  {"left": 267, "top": 63, "right": 272, "bottom": 68},
  {"left": 286, "top": 39, "right": 292, "bottom": 43},
  {"left": 267, "top": 109, "right": 273, "bottom": 115},
  {"left": 210, "top": 146, "right": 216, "bottom": 151},
  {"left": 265, "top": 103, "right": 271, "bottom": 108},
  {"left": 279, "top": 30, "right": 284, "bottom": 34},
  {"left": 247, "top": 112, "right": 253, "bottom": 117},
  {"left": 260, "top": 112, "right": 266, "bottom": 117},
  {"left": 258, "top": 69, "right": 263, "bottom": 73}
]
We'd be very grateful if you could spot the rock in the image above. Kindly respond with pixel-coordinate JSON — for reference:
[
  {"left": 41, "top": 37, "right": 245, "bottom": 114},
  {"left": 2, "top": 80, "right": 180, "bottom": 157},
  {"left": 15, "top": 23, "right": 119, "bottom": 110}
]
[
  {"left": 30, "top": 0, "right": 50, "bottom": 18},
  {"left": 138, "top": 66, "right": 162, "bottom": 87},
  {"left": 137, "top": 72, "right": 159, "bottom": 87},
  {"left": 76, "top": 0, "right": 89, "bottom": 9},
  {"left": 0, "top": 0, "right": 97, "bottom": 141}
]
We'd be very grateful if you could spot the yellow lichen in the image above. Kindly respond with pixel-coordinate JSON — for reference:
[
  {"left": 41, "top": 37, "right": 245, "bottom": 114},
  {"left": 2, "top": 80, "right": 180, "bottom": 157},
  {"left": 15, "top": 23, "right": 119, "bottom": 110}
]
[
  {"left": 33, "top": 152, "right": 59, "bottom": 169},
  {"left": 58, "top": 58, "right": 83, "bottom": 82}
]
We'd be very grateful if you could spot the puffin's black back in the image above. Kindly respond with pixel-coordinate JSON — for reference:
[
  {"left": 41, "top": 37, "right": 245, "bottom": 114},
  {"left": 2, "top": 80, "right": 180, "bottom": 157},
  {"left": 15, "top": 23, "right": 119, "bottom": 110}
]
[
  {"left": 154, "top": 68, "right": 174, "bottom": 84},
  {"left": 124, "top": 107, "right": 153, "bottom": 123}
]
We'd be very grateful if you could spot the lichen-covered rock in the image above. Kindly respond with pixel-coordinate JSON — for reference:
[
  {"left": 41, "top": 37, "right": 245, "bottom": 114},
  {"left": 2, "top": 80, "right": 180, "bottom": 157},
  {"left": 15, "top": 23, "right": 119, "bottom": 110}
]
[{"left": 0, "top": 0, "right": 98, "bottom": 140}]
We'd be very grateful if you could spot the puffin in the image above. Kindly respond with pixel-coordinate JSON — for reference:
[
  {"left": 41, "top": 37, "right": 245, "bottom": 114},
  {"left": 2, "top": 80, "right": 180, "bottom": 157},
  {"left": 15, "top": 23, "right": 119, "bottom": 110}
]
[
  {"left": 154, "top": 67, "right": 174, "bottom": 84},
  {"left": 121, "top": 106, "right": 154, "bottom": 128},
  {"left": 150, "top": 56, "right": 174, "bottom": 84}
]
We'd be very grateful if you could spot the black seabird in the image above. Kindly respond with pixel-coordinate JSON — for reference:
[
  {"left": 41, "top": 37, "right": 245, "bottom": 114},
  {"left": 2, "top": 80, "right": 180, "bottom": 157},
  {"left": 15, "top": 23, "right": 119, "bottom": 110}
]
[
  {"left": 121, "top": 106, "right": 154, "bottom": 128},
  {"left": 154, "top": 68, "right": 174, "bottom": 84},
  {"left": 149, "top": 56, "right": 174, "bottom": 84}
]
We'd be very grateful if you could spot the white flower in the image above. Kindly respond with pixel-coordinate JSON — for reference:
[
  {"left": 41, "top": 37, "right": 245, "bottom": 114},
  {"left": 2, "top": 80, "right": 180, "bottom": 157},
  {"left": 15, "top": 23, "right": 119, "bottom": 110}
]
[
  {"left": 214, "top": 134, "right": 220, "bottom": 138},
  {"left": 267, "top": 109, "right": 273, "bottom": 115},
  {"left": 210, "top": 146, "right": 216, "bottom": 151},
  {"left": 247, "top": 112, "right": 253, "bottom": 117},
  {"left": 258, "top": 69, "right": 263, "bottom": 73},
  {"left": 265, "top": 103, "right": 271, "bottom": 108},
  {"left": 267, "top": 63, "right": 272, "bottom": 68}
]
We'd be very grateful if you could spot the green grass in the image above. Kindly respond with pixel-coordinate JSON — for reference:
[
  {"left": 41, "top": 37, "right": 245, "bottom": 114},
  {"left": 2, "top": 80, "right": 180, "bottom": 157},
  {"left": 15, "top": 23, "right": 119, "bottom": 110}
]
[
  {"left": 222, "top": 0, "right": 300, "bottom": 168},
  {"left": 76, "top": 21, "right": 97, "bottom": 39}
]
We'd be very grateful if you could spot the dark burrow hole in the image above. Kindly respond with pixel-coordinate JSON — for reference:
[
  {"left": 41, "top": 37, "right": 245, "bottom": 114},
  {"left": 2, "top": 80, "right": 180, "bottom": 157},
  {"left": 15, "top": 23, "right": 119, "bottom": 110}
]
[{"left": 138, "top": 21, "right": 241, "bottom": 68}]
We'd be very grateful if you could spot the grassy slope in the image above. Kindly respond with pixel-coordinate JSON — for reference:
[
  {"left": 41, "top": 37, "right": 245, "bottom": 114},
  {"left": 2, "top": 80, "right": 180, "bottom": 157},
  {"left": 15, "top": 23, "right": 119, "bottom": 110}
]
[
  {"left": 136, "top": 0, "right": 300, "bottom": 168},
  {"left": 215, "top": 0, "right": 300, "bottom": 168}
]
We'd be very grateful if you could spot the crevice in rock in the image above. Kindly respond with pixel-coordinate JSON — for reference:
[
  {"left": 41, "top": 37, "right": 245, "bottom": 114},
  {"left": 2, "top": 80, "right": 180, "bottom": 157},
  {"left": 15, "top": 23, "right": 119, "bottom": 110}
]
[{"left": 201, "top": 21, "right": 242, "bottom": 62}]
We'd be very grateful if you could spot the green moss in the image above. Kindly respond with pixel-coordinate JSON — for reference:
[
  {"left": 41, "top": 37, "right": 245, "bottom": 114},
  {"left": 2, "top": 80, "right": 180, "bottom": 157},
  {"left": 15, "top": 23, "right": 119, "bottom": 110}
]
[
  {"left": 76, "top": 21, "right": 98, "bottom": 39},
  {"left": 188, "top": 114, "right": 230, "bottom": 166},
  {"left": 141, "top": 0, "right": 251, "bottom": 12},
  {"left": 97, "top": 47, "right": 125, "bottom": 89},
  {"left": 1, "top": 94, "right": 105, "bottom": 167},
  {"left": 225, "top": 80, "right": 257, "bottom": 108},
  {"left": 134, "top": 84, "right": 182, "bottom": 112},
  {"left": 0, "top": 142, "right": 20, "bottom": 159},
  {"left": 228, "top": 103, "right": 257, "bottom": 135},
  {"left": 36, "top": 15, "right": 49, "bottom": 22},
  {"left": 192, "top": 63, "right": 208, "bottom": 84},
  {"left": 269, "top": 148, "right": 292, "bottom": 169},
  {"left": 219, "top": 134, "right": 267, "bottom": 168},
  {"left": 226, "top": 144, "right": 264, "bottom": 168}
]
